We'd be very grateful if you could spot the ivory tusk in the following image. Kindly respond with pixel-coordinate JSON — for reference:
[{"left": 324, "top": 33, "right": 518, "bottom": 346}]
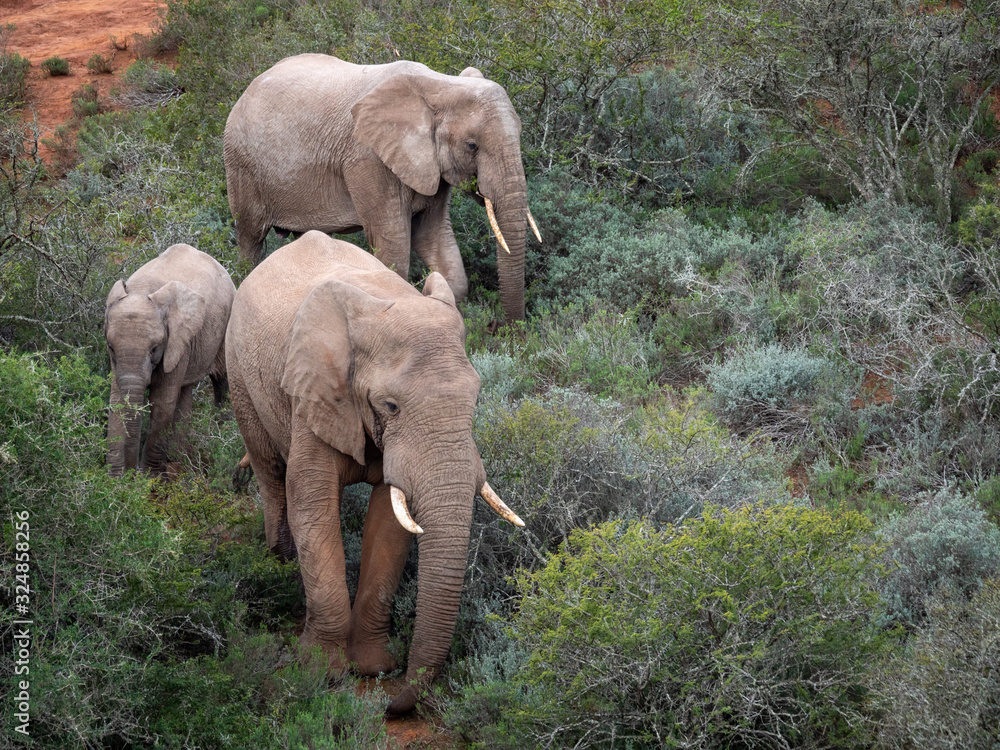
[
  {"left": 239, "top": 452, "right": 251, "bottom": 469},
  {"left": 526, "top": 208, "right": 542, "bottom": 244},
  {"left": 483, "top": 197, "right": 511, "bottom": 254},
  {"left": 479, "top": 482, "right": 525, "bottom": 527},
  {"left": 391, "top": 486, "right": 424, "bottom": 534}
]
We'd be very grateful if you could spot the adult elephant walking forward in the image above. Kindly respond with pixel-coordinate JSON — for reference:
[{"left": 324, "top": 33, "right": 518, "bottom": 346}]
[
  {"left": 226, "top": 231, "right": 523, "bottom": 715},
  {"left": 105, "top": 244, "right": 235, "bottom": 477},
  {"left": 223, "top": 54, "right": 540, "bottom": 321}
]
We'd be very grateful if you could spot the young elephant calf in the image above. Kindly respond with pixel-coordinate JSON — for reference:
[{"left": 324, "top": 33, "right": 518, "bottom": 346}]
[{"left": 105, "top": 244, "right": 236, "bottom": 477}]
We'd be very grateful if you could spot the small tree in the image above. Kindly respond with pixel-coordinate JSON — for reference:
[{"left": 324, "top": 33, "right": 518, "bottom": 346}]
[
  {"left": 509, "top": 504, "right": 895, "bottom": 748},
  {"left": 700, "top": 0, "right": 1000, "bottom": 224}
]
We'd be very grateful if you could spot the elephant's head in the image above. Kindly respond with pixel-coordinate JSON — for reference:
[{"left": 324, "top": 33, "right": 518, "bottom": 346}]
[
  {"left": 104, "top": 279, "right": 207, "bottom": 474},
  {"left": 352, "top": 69, "right": 540, "bottom": 321},
  {"left": 281, "top": 271, "right": 521, "bottom": 713}
]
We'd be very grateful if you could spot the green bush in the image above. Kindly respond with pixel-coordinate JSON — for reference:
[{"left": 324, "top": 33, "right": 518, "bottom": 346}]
[
  {"left": 524, "top": 304, "right": 659, "bottom": 401},
  {"left": 71, "top": 82, "right": 102, "bottom": 119},
  {"left": 879, "top": 486, "right": 1000, "bottom": 628},
  {"left": 453, "top": 504, "right": 895, "bottom": 749},
  {"left": 466, "top": 383, "right": 789, "bottom": 610},
  {"left": 281, "top": 689, "right": 389, "bottom": 750},
  {"left": 0, "top": 24, "right": 30, "bottom": 106},
  {"left": 707, "top": 343, "right": 838, "bottom": 439},
  {"left": 112, "top": 60, "right": 181, "bottom": 108},
  {"left": 0, "top": 351, "right": 305, "bottom": 747},
  {"left": 868, "top": 581, "right": 1000, "bottom": 750},
  {"left": 86, "top": 52, "right": 113, "bottom": 74},
  {"left": 41, "top": 56, "right": 70, "bottom": 76},
  {"left": 963, "top": 149, "right": 1000, "bottom": 186},
  {"left": 973, "top": 475, "right": 1000, "bottom": 528}
]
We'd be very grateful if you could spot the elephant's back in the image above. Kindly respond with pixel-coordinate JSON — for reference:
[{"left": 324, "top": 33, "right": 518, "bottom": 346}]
[
  {"left": 268, "top": 231, "right": 421, "bottom": 300},
  {"left": 228, "top": 55, "right": 435, "bottom": 128}
]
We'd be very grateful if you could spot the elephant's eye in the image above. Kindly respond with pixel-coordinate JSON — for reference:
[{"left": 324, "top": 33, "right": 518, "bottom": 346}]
[
  {"left": 385, "top": 401, "right": 399, "bottom": 415},
  {"left": 466, "top": 141, "right": 478, "bottom": 153}
]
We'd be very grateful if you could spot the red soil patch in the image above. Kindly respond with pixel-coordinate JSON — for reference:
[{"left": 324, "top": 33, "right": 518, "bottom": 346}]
[
  {"left": 850, "top": 370, "right": 894, "bottom": 410},
  {"left": 3, "top": 0, "right": 167, "bottom": 162},
  {"left": 361, "top": 678, "right": 459, "bottom": 750}
]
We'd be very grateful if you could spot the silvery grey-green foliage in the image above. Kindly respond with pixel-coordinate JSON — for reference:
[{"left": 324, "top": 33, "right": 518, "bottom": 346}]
[
  {"left": 707, "top": 342, "right": 838, "bottom": 440},
  {"left": 469, "top": 349, "right": 533, "bottom": 402},
  {"left": 540, "top": 205, "right": 789, "bottom": 317},
  {"left": 584, "top": 66, "right": 764, "bottom": 206},
  {"left": 879, "top": 486, "right": 1000, "bottom": 627},
  {"left": 470, "top": 381, "right": 790, "bottom": 585},
  {"left": 868, "top": 582, "right": 1000, "bottom": 750},
  {"left": 111, "top": 61, "right": 181, "bottom": 108},
  {"left": 526, "top": 305, "right": 658, "bottom": 401}
]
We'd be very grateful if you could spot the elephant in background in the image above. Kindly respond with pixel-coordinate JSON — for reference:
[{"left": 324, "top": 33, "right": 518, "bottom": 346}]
[
  {"left": 226, "top": 230, "right": 522, "bottom": 715},
  {"left": 105, "top": 244, "right": 236, "bottom": 477},
  {"left": 223, "top": 53, "right": 541, "bottom": 322}
]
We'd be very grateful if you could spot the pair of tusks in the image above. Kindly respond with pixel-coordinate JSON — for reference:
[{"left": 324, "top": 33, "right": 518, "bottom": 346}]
[
  {"left": 390, "top": 482, "right": 525, "bottom": 535},
  {"left": 481, "top": 196, "right": 543, "bottom": 254},
  {"left": 238, "top": 453, "right": 524, "bottom": 535}
]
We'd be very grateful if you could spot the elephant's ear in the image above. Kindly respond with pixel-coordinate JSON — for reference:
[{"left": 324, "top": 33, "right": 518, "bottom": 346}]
[
  {"left": 422, "top": 272, "right": 457, "bottom": 309},
  {"left": 351, "top": 76, "right": 440, "bottom": 197},
  {"left": 459, "top": 67, "right": 485, "bottom": 79},
  {"left": 106, "top": 279, "right": 128, "bottom": 309},
  {"left": 281, "top": 280, "right": 394, "bottom": 466},
  {"left": 149, "top": 281, "right": 207, "bottom": 373}
]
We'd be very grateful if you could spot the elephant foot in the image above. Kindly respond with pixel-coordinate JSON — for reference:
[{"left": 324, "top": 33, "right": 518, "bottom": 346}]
[
  {"left": 385, "top": 684, "right": 419, "bottom": 717},
  {"left": 347, "top": 641, "right": 397, "bottom": 676}
]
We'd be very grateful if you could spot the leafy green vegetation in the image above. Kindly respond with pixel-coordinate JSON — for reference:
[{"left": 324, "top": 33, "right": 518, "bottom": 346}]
[
  {"left": 40, "top": 56, "right": 70, "bottom": 76},
  {"left": 449, "top": 505, "right": 897, "bottom": 748},
  {"left": 2, "top": 0, "right": 1000, "bottom": 745}
]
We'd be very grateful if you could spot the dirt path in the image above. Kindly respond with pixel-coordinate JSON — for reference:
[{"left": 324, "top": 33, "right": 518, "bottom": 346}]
[
  {"left": 3, "top": 1, "right": 460, "bottom": 745},
  {"left": 2, "top": 0, "right": 165, "bottom": 161}
]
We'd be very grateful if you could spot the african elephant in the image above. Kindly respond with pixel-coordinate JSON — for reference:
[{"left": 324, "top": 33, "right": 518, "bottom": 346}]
[
  {"left": 105, "top": 244, "right": 236, "bottom": 477},
  {"left": 226, "top": 230, "right": 522, "bottom": 715},
  {"left": 223, "top": 53, "right": 541, "bottom": 322}
]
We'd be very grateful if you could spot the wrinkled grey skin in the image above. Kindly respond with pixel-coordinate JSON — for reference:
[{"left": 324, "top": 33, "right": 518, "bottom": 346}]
[
  {"left": 227, "top": 231, "right": 485, "bottom": 715},
  {"left": 224, "top": 54, "right": 528, "bottom": 321},
  {"left": 105, "top": 244, "right": 236, "bottom": 477}
]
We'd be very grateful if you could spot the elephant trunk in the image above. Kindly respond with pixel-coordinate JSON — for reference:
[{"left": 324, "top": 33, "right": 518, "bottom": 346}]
[
  {"left": 107, "top": 375, "right": 146, "bottom": 476},
  {"left": 493, "top": 187, "right": 528, "bottom": 323},
  {"left": 480, "top": 152, "right": 528, "bottom": 322},
  {"left": 387, "top": 474, "right": 474, "bottom": 716}
]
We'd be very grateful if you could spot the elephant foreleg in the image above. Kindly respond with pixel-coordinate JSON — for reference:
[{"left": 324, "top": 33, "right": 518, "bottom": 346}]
[
  {"left": 411, "top": 188, "right": 468, "bottom": 303},
  {"left": 344, "top": 162, "right": 413, "bottom": 280},
  {"left": 348, "top": 483, "right": 413, "bottom": 675},
  {"left": 287, "top": 422, "right": 353, "bottom": 674},
  {"left": 141, "top": 384, "right": 180, "bottom": 477}
]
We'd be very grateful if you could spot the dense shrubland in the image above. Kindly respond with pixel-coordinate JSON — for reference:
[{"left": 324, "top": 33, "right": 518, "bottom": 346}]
[{"left": 2, "top": 0, "right": 1000, "bottom": 747}]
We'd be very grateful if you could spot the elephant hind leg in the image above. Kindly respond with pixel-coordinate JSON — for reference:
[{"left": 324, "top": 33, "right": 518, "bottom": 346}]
[
  {"left": 234, "top": 213, "right": 269, "bottom": 265},
  {"left": 210, "top": 344, "right": 228, "bottom": 408},
  {"left": 210, "top": 373, "right": 229, "bottom": 408},
  {"left": 229, "top": 362, "right": 291, "bottom": 559}
]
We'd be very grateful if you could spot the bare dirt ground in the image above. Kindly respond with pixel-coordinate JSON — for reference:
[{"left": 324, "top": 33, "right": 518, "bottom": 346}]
[
  {"left": 3, "top": 0, "right": 167, "bottom": 161},
  {"left": 4, "top": 1, "right": 460, "bottom": 745}
]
